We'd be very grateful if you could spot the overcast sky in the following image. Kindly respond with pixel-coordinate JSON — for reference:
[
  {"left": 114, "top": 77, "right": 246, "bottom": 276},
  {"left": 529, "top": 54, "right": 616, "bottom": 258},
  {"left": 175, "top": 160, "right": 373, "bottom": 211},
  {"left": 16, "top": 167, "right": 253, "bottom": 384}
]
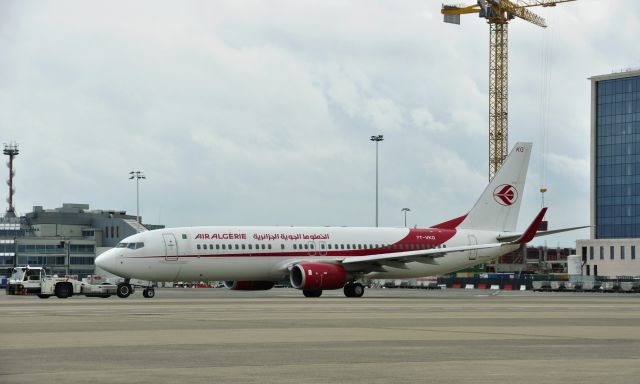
[{"left": 1, "top": 0, "right": 638, "bottom": 246}]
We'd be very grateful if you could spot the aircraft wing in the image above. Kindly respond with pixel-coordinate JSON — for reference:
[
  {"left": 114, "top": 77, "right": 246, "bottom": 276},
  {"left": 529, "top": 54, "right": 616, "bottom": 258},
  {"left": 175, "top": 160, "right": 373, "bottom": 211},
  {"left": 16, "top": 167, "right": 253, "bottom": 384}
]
[
  {"left": 340, "top": 242, "right": 504, "bottom": 270},
  {"left": 340, "top": 207, "right": 550, "bottom": 271},
  {"left": 497, "top": 225, "right": 590, "bottom": 243}
]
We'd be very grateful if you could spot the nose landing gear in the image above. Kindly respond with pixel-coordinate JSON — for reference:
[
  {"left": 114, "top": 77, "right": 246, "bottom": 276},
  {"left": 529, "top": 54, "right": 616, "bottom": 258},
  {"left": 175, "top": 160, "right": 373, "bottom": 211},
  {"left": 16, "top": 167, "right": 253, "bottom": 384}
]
[{"left": 116, "top": 281, "right": 133, "bottom": 298}]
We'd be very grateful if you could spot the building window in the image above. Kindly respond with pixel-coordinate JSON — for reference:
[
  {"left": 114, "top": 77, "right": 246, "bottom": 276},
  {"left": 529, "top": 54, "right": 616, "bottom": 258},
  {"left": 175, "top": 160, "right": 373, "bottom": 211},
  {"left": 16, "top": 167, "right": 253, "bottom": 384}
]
[
  {"left": 610, "top": 246, "right": 615, "bottom": 260},
  {"left": 600, "top": 246, "right": 604, "bottom": 260},
  {"left": 590, "top": 246, "right": 594, "bottom": 260},
  {"left": 621, "top": 246, "right": 625, "bottom": 260},
  {"left": 632, "top": 246, "right": 636, "bottom": 260}
]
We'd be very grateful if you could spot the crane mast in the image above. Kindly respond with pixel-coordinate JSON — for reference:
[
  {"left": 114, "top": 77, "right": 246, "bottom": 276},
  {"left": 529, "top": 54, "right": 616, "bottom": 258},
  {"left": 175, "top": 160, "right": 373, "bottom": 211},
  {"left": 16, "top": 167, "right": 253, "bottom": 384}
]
[{"left": 442, "top": 0, "right": 576, "bottom": 180}]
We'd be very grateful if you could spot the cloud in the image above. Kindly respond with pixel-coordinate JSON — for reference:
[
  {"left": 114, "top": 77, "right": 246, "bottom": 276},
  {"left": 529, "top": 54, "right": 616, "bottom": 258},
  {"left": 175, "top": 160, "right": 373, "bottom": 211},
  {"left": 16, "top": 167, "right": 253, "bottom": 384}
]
[{"left": 0, "top": 0, "right": 636, "bottom": 243}]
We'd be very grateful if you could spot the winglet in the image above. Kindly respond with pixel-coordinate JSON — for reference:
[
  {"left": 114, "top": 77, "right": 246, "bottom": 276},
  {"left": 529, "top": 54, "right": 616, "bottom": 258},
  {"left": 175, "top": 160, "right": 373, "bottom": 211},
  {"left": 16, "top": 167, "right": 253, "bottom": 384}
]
[{"left": 510, "top": 208, "right": 548, "bottom": 245}]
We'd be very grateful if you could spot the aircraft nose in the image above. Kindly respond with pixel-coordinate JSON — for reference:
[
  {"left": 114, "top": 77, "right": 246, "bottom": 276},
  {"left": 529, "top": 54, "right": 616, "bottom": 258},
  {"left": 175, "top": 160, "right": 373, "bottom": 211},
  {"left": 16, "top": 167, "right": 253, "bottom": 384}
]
[{"left": 95, "top": 249, "right": 117, "bottom": 274}]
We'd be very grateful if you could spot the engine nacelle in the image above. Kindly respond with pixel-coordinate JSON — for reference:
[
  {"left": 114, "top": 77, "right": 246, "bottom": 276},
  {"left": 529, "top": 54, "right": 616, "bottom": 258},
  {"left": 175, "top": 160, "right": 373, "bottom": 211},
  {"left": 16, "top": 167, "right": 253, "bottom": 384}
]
[
  {"left": 290, "top": 263, "right": 347, "bottom": 290},
  {"left": 224, "top": 281, "right": 275, "bottom": 290}
]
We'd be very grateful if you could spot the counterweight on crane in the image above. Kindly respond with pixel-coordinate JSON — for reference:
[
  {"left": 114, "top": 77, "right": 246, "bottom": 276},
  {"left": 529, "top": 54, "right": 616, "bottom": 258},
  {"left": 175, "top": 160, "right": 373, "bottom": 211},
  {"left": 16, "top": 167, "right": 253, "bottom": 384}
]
[{"left": 441, "top": 0, "right": 576, "bottom": 180}]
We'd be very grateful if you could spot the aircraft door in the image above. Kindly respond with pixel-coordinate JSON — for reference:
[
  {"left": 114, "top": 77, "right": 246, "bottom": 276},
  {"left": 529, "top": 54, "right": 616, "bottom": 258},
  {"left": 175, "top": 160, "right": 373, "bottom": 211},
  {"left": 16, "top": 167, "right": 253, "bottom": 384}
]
[
  {"left": 319, "top": 241, "right": 327, "bottom": 256},
  {"left": 307, "top": 241, "right": 316, "bottom": 256},
  {"left": 163, "top": 233, "right": 179, "bottom": 261},
  {"left": 468, "top": 234, "right": 478, "bottom": 260}
]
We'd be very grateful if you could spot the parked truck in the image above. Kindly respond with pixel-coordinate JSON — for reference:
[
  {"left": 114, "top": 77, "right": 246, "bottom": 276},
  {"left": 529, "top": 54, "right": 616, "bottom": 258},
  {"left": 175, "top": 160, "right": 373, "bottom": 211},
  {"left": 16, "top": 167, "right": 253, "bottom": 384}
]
[{"left": 5, "top": 266, "right": 117, "bottom": 299}]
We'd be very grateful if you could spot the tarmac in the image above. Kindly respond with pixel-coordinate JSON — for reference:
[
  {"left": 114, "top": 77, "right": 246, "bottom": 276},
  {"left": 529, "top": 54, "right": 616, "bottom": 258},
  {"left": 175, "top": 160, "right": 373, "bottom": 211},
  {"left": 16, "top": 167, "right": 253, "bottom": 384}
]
[{"left": 1, "top": 288, "right": 639, "bottom": 384}]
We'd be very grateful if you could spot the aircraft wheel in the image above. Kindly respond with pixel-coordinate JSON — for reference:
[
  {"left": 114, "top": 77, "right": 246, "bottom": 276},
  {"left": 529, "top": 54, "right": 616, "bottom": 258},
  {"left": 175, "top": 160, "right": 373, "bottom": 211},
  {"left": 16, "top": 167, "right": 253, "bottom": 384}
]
[
  {"left": 343, "top": 283, "right": 355, "bottom": 297},
  {"left": 351, "top": 283, "right": 365, "bottom": 297},
  {"left": 116, "top": 283, "right": 132, "bottom": 298},
  {"left": 142, "top": 288, "right": 155, "bottom": 298},
  {"left": 55, "top": 283, "right": 72, "bottom": 299},
  {"left": 302, "top": 289, "right": 322, "bottom": 298}
]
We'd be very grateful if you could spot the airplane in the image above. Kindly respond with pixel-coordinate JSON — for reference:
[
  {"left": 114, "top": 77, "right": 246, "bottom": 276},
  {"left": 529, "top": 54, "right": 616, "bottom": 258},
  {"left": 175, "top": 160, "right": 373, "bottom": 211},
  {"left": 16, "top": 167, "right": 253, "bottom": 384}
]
[{"left": 95, "top": 142, "right": 585, "bottom": 299}]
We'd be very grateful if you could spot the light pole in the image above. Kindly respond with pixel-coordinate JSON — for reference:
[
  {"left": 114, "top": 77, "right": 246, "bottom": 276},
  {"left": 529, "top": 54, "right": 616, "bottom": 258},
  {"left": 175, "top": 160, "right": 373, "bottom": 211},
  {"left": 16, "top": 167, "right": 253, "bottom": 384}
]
[
  {"left": 370, "top": 135, "right": 384, "bottom": 227},
  {"left": 129, "top": 171, "right": 146, "bottom": 223},
  {"left": 401, "top": 208, "right": 411, "bottom": 227}
]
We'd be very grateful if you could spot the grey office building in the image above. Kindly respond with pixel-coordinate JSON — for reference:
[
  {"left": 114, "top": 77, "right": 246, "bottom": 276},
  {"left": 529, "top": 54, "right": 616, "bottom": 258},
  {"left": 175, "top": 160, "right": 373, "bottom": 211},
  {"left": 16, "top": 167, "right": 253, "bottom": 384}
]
[{"left": 1, "top": 203, "right": 163, "bottom": 279}]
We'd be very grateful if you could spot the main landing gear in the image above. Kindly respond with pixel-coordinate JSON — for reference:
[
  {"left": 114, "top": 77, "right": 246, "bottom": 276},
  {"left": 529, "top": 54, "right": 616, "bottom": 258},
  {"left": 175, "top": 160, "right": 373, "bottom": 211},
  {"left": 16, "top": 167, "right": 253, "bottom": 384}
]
[{"left": 343, "top": 282, "right": 365, "bottom": 298}]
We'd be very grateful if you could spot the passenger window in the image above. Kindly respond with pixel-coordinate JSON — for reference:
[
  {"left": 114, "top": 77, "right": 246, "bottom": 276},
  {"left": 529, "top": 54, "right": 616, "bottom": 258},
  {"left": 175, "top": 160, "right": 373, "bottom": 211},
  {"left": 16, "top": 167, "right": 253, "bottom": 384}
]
[
  {"left": 281, "top": 244, "right": 285, "bottom": 250},
  {"left": 268, "top": 244, "right": 272, "bottom": 250},
  {"left": 222, "top": 244, "right": 226, "bottom": 250},
  {"left": 182, "top": 234, "right": 187, "bottom": 239},
  {"left": 216, "top": 244, "right": 220, "bottom": 250},
  {"left": 197, "top": 244, "right": 201, "bottom": 250},
  {"left": 304, "top": 244, "right": 309, "bottom": 250},
  {"left": 261, "top": 244, "right": 266, "bottom": 250},
  {"left": 321, "top": 244, "right": 325, "bottom": 249},
  {"left": 235, "top": 244, "right": 239, "bottom": 250},
  {"left": 341, "top": 244, "right": 345, "bottom": 250},
  {"left": 310, "top": 244, "right": 314, "bottom": 249},
  {"left": 346, "top": 244, "right": 351, "bottom": 250},
  {"left": 242, "top": 244, "right": 246, "bottom": 250},
  {"left": 248, "top": 244, "right": 252, "bottom": 250},
  {"left": 293, "top": 244, "right": 297, "bottom": 250}
]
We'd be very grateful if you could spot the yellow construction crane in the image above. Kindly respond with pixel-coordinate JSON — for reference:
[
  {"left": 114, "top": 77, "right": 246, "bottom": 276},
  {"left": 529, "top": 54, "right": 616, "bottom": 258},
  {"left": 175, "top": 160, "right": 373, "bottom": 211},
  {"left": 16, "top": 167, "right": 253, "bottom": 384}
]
[{"left": 441, "top": 0, "right": 576, "bottom": 180}]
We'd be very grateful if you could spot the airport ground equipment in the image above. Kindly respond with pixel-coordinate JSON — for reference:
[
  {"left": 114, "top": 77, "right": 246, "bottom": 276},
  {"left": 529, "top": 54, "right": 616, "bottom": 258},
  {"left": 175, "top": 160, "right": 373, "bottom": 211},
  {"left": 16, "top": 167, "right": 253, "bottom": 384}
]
[
  {"left": 441, "top": 0, "right": 576, "bottom": 180},
  {"left": 5, "top": 266, "right": 117, "bottom": 299}
]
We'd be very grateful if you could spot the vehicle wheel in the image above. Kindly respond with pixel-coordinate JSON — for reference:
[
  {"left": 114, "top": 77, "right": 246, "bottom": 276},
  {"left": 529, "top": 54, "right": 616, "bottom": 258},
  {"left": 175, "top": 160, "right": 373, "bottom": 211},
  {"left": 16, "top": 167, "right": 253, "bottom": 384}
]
[
  {"left": 55, "top": 283, "right": 72, "bottom": 299},
  {"left": 116, "top": 283, "right": 132, "bottom": 298},
  {"left": 351, "top": 283, "right": 365, "bottom": 298},
  {"left": 37, "top": 294, "right": 51, "bottom": 299},
  {"left": 142, "top": 288, "right": 155, "bottom": 298},
  {"left": 303, "top": 289, "right": 322, "bottom": 298},
  {"left": 343, "top": 283, "right": 355, "bottom": 297}
]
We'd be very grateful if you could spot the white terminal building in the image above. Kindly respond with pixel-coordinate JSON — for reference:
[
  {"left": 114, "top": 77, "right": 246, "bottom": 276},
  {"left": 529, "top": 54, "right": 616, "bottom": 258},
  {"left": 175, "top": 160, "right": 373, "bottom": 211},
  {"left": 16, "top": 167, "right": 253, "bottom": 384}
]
[
  {"left": 0, "top": 203, "right": 163, "bottom": 278},
  {"left": 577, "top": 69, "right": 640, "bottom": 277}
]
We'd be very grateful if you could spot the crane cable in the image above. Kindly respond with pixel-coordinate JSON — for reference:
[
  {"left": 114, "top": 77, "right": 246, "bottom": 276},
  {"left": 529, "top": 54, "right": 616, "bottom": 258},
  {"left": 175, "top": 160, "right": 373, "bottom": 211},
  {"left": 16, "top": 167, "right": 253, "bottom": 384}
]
[{"left": 538, "top": 11, "right": 554, "bottom": 209}]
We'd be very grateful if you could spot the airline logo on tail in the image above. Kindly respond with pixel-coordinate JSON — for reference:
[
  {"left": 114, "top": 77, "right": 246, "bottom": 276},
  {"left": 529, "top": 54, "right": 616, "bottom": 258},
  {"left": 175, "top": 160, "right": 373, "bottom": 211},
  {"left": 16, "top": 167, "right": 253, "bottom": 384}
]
[{"left": 493, "top": 184, "right": 518, "bottom": 206}]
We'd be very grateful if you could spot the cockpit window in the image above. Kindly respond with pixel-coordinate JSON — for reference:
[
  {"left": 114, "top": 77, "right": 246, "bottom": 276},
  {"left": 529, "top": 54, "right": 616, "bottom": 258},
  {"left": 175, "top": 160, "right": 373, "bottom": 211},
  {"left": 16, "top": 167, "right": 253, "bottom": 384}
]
[{"left": 118, "top": 242, "right": 144, "bottom": 249}]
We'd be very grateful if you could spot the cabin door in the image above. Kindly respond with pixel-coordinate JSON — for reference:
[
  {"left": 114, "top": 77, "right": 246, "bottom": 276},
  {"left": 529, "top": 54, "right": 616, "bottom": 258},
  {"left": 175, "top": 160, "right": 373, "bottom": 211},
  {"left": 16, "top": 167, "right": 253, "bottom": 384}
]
[
  {"left": 163, "top": 233, "right": 179, "bottom": 261},
  {"left": 468, "top": 235, "right": 478, "bottom": 260}
]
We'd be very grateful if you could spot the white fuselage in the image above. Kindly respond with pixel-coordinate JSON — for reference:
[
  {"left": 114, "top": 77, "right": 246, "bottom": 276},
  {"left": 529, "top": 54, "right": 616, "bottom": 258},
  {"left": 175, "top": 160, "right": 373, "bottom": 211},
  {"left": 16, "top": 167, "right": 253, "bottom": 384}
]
[{"left": 96, "top": 226, "right": 518, "bottom": 282}]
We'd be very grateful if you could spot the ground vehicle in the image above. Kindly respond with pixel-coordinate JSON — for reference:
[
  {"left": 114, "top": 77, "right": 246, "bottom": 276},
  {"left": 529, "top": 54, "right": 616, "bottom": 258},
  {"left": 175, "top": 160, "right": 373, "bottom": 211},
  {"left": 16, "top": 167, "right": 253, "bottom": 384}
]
[{"left": 5, "top": 266, "right": 117, "bottom": 299}]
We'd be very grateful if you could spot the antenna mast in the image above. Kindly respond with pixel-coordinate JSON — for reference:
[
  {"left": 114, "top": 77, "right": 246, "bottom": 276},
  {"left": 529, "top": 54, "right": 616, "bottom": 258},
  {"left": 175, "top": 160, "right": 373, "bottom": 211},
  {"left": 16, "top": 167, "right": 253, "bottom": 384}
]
[{"left": 3, "top": 142, "right": 19, "bottom": 218}]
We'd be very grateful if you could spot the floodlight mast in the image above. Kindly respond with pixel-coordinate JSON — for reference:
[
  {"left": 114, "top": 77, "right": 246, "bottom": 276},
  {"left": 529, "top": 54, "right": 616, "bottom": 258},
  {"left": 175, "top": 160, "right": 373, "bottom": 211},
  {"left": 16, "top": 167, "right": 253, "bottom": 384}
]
[
  {"left": 129, "top": 171, "right": 146, "bottom": 223},
  {"left": 370, "top": 135, "right": 384, "bottom": 227}
]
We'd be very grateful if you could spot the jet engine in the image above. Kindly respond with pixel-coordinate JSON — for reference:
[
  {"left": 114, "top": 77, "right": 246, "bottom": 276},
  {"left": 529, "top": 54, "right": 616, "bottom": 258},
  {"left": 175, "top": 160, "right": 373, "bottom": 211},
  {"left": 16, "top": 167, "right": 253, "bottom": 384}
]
[
  {"left": 223, "top": 281, "right": 275, "bottom": 290},
  {"left": 290, "top": 262, "right": 347, "bottom": 290}
]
